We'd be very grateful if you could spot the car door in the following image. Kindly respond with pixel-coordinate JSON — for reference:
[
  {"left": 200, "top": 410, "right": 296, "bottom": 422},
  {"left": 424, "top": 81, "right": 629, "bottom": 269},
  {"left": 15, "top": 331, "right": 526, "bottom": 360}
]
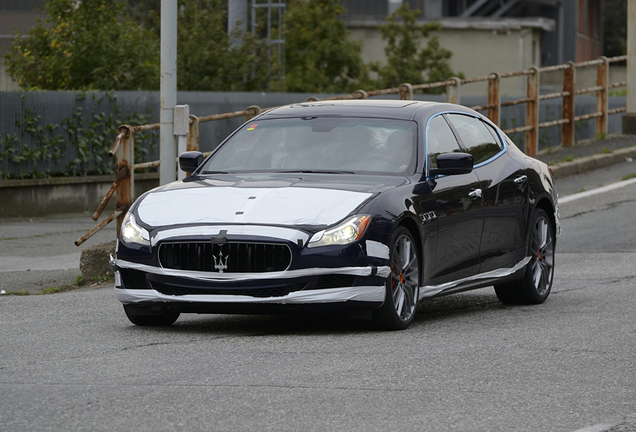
[
  {"left": 445, "top": 114, "right": 529, "bottom": 273},
  {"left": 421, "top": 114, "right": 484, "bottom": 285}
]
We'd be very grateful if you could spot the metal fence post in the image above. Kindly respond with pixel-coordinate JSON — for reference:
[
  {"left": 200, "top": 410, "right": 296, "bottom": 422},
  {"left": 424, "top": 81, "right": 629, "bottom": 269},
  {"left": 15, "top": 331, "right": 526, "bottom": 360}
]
[
  {"left": 115, "top": 125, "right": 135, "bottom": 231},
  {"left": 562, "top": 61, "right": 576, "bottom": 147},
  {"left": 354, "top": 89, "right": 368, "bottom": 99},
  {"left": 487, "top": 72, "right": 501, "bottom": 126},
  {"left": 246, "top": 105, "right": 261, "bottom": 121},
  {"left": 399, "top": 83, "right": 414, "bottom": 100},
  {"left": 597, "top": 56, "right": 609, "bottom": 138},
  {"left": 187, "top": 115, "right": 200, "bottom": 152},
  {"left": 526, "top": 67, "right": 540, "bottom": 156},
  {"left": 447, "top": 77, "right": 461, "bottom": 105}
]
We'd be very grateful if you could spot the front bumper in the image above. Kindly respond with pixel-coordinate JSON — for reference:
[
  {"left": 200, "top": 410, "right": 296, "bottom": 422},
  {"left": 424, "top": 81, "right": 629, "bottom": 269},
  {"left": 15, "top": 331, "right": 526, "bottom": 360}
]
[{"left": 111, "top": 257, "right": 389, "bottom": 307}]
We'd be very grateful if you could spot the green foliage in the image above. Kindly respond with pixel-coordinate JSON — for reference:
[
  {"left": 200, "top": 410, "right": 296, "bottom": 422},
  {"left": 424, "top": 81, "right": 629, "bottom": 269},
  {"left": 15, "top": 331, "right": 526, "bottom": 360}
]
[
  {"left": 284, "top": 0, "right": 365, "bottom": 93},
  {"left": 369, "top": 3, "right": 460, "bottom": 91},
  {"left": 622, "top": 172, "right": 636, "bottom": 181},
  {"left": 604, "top": 0, "right": 626, "bottom": 57},
  {"left": 4, "top": 0, "right": 159, "bottom": 91},
  {"left": 177, "top": 0, "right": 274, "bottom": 91},
  {"left": 0, "top": 93, "right": 156, "bottom": 179},
  {"left": 38, "top": 287, "right": 62, "bottom": 295}
]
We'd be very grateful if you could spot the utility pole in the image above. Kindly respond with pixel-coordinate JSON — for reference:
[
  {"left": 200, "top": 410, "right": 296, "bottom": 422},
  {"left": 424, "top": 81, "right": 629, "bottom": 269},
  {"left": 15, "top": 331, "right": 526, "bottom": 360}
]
[
  {"left": 160, "top": 0, "right": 178, "bottom": 185},
  {"left": 228, "top": 0, "right": 249, "bottom": 48},
  {"left": 624, "top": 0, "right": 636, "bottom": 134}
]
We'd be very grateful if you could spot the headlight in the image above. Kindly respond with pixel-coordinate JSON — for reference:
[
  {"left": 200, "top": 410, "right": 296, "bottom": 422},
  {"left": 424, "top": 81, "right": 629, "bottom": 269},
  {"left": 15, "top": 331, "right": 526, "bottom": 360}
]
[
  {"left": 120, "top": 212, "right": 150, "bottom": 246},
  {"left": 307, "top": 215, "right": 371, "bottom": 248}
]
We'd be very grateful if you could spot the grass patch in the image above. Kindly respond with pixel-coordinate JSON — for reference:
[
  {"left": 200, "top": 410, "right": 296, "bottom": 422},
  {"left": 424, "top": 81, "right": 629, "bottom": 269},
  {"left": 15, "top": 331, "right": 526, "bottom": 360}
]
[
  {"left": 558, "top": 155, "right": 574, "bottom": 163},
  {"left": 596, "top": 132, "right": 607, "bottom": 141},
  {"left": 0, "top": 273, "right": 115, "bottom": 297},
  {"left": 90, "top": 273, "right": 112, "bottom": 284},
  {"left": 38, "top": 287, "right": 62, "bottom": 295},
  {"left": 601, "top": 146, "right": 613, "bottom": 154},
  {"left": 622, "top": 172, "right": 636, "bottom": 181}
]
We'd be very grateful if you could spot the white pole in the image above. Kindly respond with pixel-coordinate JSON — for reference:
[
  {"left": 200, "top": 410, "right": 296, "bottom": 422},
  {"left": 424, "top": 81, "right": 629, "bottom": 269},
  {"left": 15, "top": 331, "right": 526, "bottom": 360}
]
[
  {"left": 624, "top": 0, "right": 636, "bottom": 133},
  {"left": 160, "top": 0, "right": 178, "bottom": 185},
  {"left": 228, "top": 0, "right": 249, "bottom": 48}
]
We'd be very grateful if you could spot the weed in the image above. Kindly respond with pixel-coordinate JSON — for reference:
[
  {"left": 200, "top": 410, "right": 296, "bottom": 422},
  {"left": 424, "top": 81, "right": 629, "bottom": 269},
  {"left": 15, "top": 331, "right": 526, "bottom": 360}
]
[
  {"left": 38, "top": 287, "right": 61, "bottom": 295},
  {"left": 610, "top": 89, "right": 627, "bottom": 97},
  {"left": 90, "top": 273, "right": 113, "bottom": 283},
  {"left": 75, "top": 275, "right": 85, "bottom": 286},
  {"left": 622, "top": 172, "right": 636, "bottom": 181},
  {"left": 601, "top": 146, "right": 613, "bottom": 154},
  {"left": 576, "top": 188, "right": 586, "bottom": 193},
  {"left": 4, "top": 290, "right": 30, "bottom": 296},
  {"left": 558, "top": 155, "right": 574, "bottom": 163},
  {"left": 596, "top": 132, "right": 607, "bottom": 141}
]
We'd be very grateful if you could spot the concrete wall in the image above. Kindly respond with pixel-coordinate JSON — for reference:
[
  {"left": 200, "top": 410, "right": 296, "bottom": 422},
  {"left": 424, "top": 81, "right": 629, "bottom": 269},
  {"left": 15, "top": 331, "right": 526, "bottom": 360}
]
[
  {"left": 0, "top": 174, "right": 159, "bottom": 218},
  {"left": 348, "top": 20, "right": 546, "bottom": 96}
]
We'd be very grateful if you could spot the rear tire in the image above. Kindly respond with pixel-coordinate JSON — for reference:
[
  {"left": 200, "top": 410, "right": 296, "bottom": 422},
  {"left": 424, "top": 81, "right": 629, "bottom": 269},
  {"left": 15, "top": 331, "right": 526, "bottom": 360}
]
[
  {"left": 374, "top": 227, "right": 420, "bottom": 330},
  {"left": 494, "top": 208, "right": 555, "bottom": 305},
  {"left": 123, "top": 305, "right": 180, "bottom": 326}
]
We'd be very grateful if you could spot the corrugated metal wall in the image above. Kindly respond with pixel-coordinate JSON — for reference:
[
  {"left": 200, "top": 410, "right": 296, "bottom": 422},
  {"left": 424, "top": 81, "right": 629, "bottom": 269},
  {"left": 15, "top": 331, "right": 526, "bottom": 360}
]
[{"left": 0, "top": 90, "right": 627, "bottom": 179}]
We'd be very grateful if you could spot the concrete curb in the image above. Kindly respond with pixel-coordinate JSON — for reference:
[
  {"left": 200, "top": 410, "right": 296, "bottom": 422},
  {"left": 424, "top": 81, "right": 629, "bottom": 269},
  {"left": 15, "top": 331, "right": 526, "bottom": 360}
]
[
  {"left": 550, "top": 146, "right": 636, "bottom": 179},
  {"left": 80, "top": 240, "right": 116, "bottom": 281}
]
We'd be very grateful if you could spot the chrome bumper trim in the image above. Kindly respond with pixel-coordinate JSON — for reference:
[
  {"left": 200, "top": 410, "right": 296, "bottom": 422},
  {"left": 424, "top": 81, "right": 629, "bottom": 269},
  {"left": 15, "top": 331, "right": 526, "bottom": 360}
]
[
  {"left": 111, "top": 257, "right": 390, "bottom": 282},
  {"left": 115, "top": 285, "right": 385, "bottom": 305}
]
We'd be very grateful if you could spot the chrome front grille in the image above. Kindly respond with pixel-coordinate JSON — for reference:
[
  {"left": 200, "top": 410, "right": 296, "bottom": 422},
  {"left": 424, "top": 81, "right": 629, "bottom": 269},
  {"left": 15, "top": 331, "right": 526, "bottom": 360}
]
[{"left": 158, "top": 242, "right": 292, "bottom": 273}]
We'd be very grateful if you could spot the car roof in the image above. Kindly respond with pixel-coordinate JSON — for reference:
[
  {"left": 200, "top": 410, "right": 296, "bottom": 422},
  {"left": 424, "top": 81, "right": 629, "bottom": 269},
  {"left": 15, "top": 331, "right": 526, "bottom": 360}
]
[{"left": 259, "top": 99, "right": 477, "bottom": 121}]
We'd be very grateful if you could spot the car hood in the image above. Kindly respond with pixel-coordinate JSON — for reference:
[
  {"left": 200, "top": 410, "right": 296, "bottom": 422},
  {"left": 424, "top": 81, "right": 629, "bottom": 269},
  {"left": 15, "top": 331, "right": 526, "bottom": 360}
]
[{"left": 134, "top": 176, "right": 400, "bottom": 229}]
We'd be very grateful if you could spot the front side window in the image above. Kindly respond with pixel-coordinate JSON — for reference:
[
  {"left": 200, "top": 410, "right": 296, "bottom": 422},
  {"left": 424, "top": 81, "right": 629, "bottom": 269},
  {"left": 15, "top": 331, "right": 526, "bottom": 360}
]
[
  {"left": 446, "top": 114, "right": 503, "bottom": 165},
  {"left": 426, "top": 115, "right": 462, "bottom": 170},
  {"left": 200, "top": 118, "right": 417, "bottom": 175}
]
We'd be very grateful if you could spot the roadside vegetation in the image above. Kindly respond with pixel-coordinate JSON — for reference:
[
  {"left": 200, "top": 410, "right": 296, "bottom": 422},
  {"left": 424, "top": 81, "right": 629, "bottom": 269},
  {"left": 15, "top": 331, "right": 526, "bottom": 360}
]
[
  {"left": 0, "top": 273, "right": 114, "bottom": 296},
  {"left": 4, "top": 0, "right": 461, "bottom": 93}
]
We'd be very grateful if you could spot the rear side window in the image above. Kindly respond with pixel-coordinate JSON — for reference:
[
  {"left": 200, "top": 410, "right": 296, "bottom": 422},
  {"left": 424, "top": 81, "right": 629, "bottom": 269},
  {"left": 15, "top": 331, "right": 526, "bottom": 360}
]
[
  {"left": 426, "top": 115, "right": 462, "bottom": 170},
  {"left": 446, "top": 114, "right": 503, "bottom": 165}
]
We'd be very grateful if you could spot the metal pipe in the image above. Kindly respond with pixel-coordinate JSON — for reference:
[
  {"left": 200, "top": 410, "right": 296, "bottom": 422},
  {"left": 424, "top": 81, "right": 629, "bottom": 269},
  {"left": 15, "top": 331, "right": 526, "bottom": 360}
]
[
  {"left": 160, "top": 0, "right": 178, "bottom": 185},
  {"left": 75, "top": 206, "right": 128, "bottom": 247}
]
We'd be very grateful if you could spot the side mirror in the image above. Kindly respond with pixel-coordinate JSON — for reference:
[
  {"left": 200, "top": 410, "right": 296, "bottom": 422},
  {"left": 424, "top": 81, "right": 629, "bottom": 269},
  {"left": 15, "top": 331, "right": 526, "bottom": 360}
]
[
  {"left": 430, "top": 152, "right": 473, "bottom": 177},
  {"left": 178, "top": 151, "right": 203, "bottom": 173}
]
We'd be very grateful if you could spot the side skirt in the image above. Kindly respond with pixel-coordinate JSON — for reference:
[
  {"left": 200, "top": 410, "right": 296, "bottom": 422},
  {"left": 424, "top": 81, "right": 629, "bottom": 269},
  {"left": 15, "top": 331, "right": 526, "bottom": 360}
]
[{"left": 418, "top": 256, "right": 530, "bottom": 300}]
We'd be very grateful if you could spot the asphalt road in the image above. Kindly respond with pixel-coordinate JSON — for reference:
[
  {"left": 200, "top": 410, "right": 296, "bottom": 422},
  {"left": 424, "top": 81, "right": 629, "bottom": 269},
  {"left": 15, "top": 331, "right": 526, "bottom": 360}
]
[
  {"left": 1, "top": 162, "right": 636, "bottom": 431},
  {"left": 0, "top": 212, "right": 116, "bottom": 294}
]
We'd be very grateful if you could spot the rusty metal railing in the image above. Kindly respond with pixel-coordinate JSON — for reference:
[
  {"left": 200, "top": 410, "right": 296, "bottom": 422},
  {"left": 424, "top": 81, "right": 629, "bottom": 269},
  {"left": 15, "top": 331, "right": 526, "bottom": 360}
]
[{"left": 75, "top": 55, "right": 628, "bottom": 246}]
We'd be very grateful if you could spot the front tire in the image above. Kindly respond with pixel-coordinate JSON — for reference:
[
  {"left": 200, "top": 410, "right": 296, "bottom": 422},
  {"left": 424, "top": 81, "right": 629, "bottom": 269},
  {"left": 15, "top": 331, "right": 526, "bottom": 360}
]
[
  {"left": 494, "top": 208, "right": 555, "bottom": 304},
  {"left": 123, "top": 305, "right": 180, "bottom": 326},
  {"left": 374, "top": 227, "right": 420, "bottom": 330}
]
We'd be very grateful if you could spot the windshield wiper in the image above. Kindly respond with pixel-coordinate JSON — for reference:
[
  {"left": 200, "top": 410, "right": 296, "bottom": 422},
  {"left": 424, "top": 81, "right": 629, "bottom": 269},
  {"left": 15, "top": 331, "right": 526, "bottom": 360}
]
[{"left": 201, "top": 170, "right": 231, "bottom": 174}]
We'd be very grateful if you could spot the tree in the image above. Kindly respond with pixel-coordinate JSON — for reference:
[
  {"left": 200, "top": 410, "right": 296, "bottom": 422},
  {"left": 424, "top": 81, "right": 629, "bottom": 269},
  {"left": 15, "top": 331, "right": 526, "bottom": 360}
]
[
  {"left": 5, "top": 0, "right": 159, "bottom": 91},
  {"left": 604, "top": 0, "right": 626, "bottom": 57},
  {"left": 176, "top": 0, "right": 274, "bottom": 91},
  {"left": 370, "top": 3, "right": 460, "bottom": 90},
  {"left": 283, "top": 0, "right": 365, "bottom": 93}
]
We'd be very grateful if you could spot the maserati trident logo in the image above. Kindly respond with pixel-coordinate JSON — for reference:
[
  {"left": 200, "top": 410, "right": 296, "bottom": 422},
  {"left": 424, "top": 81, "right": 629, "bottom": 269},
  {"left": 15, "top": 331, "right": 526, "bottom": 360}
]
[{"left": 213, "top": 250, "right": 229, "bottom": 273}]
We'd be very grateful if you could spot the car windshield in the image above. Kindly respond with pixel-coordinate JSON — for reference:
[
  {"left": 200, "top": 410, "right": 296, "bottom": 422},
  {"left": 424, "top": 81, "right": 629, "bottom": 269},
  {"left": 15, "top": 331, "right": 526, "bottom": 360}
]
[{"left": 200, "top": 117, "right": 417, "bottom": 175}]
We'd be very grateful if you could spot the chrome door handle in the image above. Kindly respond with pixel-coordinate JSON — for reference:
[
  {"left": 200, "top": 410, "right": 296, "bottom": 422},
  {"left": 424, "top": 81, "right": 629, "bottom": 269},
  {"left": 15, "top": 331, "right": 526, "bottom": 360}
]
[
  {"left": 514, "top": 175, "right": 528, "bottom": 184},
  {"left": 468, "top": 189, "right": 482, "bottom": 200}
]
